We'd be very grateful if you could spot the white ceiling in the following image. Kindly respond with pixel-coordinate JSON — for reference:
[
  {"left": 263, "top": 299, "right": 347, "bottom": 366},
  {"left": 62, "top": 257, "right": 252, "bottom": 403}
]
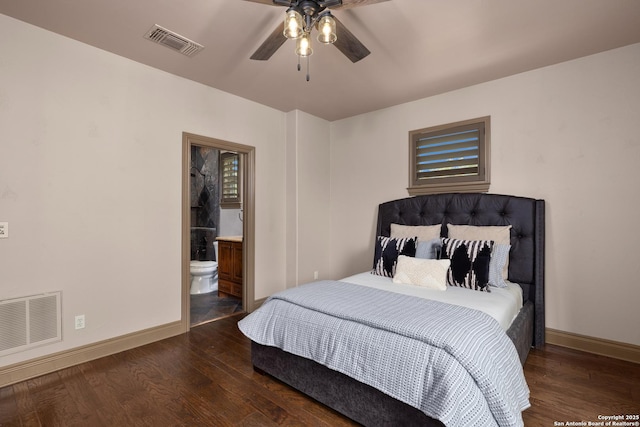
[{"left": 2, "top": 0, "right": 640, "bottom": 121}]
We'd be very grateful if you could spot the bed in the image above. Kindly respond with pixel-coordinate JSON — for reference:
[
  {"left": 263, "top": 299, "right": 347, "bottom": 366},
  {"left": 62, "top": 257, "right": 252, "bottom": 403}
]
[{"left": 240, "top": 193, "right": 545, "bottom": 426}]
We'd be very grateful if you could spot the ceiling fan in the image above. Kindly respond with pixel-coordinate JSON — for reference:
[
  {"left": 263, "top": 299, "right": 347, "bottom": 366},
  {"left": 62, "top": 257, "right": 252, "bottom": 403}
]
[{"left": 244, "top": 0, "right": 389, "bottom": 64}]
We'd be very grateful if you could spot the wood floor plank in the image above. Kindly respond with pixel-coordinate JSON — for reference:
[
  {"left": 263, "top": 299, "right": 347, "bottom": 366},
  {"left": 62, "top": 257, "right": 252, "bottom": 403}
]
[
  {"left": 162, "top": 334, "right": 326, "bottom": 426},
  {"left": 141, "top": 333, "right": 261, "bottom": 426},
  {"left": 237, "top": 411, "right": 282, "bottom": 427},
  {"left": 118, "top": 345, "right": 208, "bottom": 426},
  {"left": 0, "top": 385, "right": 21, "bottom": 426},
  {"left": 522, "top": 345, "right": 640, "bottom": 426},
  {"left": 25, "top": 372, "right": 88, "bottom": 426},
  {"left": 77, "top": 354, "right": 150, "bottom": 426},
  {"left": 55, "top": 366, "right": 105, "bottom": 427},
  {"left": 10, "top": 381, "right": 40, "bottom": 426},
  {"left": 2, "top": 313, "right": 639, "bottom": 426}
]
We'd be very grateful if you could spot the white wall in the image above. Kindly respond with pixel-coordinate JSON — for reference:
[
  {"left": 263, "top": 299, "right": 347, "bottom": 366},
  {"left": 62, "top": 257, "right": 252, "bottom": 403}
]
[
  {"left": 294, "top": 111, "right": 331, "bottom": 284},
  {"left": 329, "top": 43, "right": 640, "bottom": 347},
  {"left": 285, "top": 110, "right": 331, "bottom": 287},
  {"left": 0, "top": 14, "right": 286, "bottom": 366}
]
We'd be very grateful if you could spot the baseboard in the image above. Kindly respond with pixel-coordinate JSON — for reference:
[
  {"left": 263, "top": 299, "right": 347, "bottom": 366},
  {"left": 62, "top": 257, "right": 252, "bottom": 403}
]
[
  {"left": 0, "top": 320, "right": 184, "bottom": 388},
  {"left": 251, "top": 297, "right": 267, "bottom": 311},
  {"left": 546, "top": 328, "right": 640, "bottom": 364}
]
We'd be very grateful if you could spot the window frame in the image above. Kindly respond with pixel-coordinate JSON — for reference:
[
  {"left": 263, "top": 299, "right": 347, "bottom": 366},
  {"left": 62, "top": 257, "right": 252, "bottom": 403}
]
[
  {"left": 220, "top": 151, "right": 241, "bottom": 208},
  {"left": 408, "top": 116, "right": 490, "bottom": 195}
]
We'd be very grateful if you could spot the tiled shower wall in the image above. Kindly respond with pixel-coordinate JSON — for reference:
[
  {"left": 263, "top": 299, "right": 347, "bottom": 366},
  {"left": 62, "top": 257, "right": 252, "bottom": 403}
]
[{"left": 190, "top": 146, "right": 219, "bottom": 261}]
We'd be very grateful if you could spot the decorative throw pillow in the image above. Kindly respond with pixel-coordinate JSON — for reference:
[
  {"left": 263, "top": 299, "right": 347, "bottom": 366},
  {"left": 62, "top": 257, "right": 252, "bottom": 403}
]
[
  {"left": 391, "top": 223, "right": 441, "bottom": 242},
  {"left": 372, "top": 236, "right": 417, "bottom": 277},
  {"left": 447, "top": 224, "right": 512, "bottom": 280},
  {"left": 415, "top": 238, "right": 442, "bottom": 259},
  {"left": 489, "top": 244, "right": 511, "bottom": 288},
  {"left": 441, "top": 238, "right": 494, "bottom": 292},
  {"left": 392, "top": 256, "right": 450, "bottom": 290}
]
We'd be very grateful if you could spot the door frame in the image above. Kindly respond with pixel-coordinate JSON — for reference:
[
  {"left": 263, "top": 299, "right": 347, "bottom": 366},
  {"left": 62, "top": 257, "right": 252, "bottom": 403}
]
[{"left": 181, "top": 132, "right": 256, "bottom": 331}]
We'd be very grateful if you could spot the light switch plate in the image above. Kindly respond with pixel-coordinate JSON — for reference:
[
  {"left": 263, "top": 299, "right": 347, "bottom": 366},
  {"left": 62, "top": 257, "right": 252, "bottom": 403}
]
[{"left": 0, "top": 222, "right": 7, "bottom": 239}]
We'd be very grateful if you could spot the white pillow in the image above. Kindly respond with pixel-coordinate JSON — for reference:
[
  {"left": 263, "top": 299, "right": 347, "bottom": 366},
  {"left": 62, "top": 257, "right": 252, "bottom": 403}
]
[
  {"left": 392, "top": 255, "right": 450, "bottom": 290},
  {"left": 391, "top": 223, "right": 441, "bottom": 242}
]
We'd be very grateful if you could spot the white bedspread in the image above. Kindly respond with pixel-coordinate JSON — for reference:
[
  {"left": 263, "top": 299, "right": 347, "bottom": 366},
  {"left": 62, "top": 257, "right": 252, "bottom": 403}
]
[{"left": 341, "top": 272, "right": 523, "bottom": 331}]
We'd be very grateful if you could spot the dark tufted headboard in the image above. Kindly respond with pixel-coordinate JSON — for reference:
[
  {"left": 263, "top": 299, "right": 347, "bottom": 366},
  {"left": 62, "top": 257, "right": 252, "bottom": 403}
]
[{"left": 376, "top": 193, "right": 545, "bottom": 348}]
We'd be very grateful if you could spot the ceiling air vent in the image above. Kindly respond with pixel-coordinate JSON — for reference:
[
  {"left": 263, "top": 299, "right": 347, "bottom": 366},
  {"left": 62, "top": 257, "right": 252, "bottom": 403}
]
[{"left": 144, "top": 24, "right": 204, "bottom": 57}]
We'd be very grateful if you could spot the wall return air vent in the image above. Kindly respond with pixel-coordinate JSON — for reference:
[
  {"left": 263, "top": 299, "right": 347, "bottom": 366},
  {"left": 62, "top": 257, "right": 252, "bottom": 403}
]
[
  {"left": 0, "top": 292, "right": 62, "bottom": 357},
  {"left": 144, "top": 24, "right": 204, "bottom": 57}
]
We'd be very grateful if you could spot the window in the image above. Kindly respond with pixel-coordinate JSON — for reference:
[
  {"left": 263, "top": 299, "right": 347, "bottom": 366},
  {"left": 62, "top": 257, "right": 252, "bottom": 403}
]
[
  {"left": 408, "top": 116, "right": 490, "bottom": 195},
  {"left": 220, "top": 151, "right": 241, "bottom": 208}
]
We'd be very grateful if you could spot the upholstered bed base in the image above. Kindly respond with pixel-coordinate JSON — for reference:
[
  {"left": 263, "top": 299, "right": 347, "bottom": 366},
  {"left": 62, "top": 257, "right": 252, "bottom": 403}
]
[
  {"left": 250, "top": 193, "right": 544, "bottom": 426},
  {"left": 508, "top": 301, "right": 535, "bottom": 365}
]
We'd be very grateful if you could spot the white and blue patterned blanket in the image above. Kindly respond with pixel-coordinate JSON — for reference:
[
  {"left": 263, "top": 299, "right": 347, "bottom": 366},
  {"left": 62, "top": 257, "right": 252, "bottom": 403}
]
[{"left": 238, "top": 280, "right": 530, "bottom": 427}]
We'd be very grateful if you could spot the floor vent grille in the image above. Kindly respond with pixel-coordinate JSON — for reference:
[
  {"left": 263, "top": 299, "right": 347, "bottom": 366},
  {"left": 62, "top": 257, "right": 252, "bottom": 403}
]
[
  {"left": 144, "top": 25, "right": 204, "bottom": 57},
  {"left": 0, "top": 292, "right": 62, "bottom": 357}
]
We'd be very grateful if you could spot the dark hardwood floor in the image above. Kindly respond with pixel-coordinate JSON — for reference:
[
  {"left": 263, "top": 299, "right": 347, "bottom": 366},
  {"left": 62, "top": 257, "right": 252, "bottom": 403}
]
[{"left": 1, "top": 314, "right": 638, "bottom": 426}]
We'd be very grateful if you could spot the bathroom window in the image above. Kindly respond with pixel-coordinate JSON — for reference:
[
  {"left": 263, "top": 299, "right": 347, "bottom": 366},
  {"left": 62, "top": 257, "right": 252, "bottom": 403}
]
[{"left": 220, "top": 152, "right": 241, "bottom": 208}]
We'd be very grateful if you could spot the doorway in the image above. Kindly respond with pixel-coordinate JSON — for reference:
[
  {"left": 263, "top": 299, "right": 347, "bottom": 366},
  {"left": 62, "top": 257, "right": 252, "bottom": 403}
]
[{"left": 181, "top": 132, "right": 255, "bottom": 331}]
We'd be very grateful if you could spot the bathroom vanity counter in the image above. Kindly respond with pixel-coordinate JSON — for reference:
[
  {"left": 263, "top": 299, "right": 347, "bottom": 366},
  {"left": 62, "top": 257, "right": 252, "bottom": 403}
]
[
  {"left": 216, "top": 236, "right": 243, "bottom": 243},
  {"left": 216, "top": 236, "right": 243, "bottom": 299}
]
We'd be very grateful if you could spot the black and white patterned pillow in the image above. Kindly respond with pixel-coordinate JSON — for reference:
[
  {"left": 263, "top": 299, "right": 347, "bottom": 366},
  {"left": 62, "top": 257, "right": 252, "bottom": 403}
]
[
  {"left": 372, "top": 236, "right": 417, "bottom": 277},
  {"left": 441, "top": 238, "right": 494, "bottom": 292}
]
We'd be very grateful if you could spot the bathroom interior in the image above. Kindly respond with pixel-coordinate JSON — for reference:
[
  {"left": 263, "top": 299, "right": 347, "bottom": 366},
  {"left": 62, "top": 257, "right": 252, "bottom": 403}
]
[{"left": 189, "top": 144, "right": 244, "bottom": 326}]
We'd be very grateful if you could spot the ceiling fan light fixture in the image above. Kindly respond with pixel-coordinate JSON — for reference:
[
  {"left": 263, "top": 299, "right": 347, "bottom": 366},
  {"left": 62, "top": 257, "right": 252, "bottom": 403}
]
[
  {"left": 316, "top": 12, "right": 337, "bottom": 44},
  {"left": 295, "top": 32, "right": 313, "bottom": 57},
  {"left": 284, "top": 8, "right": 304, "bottom": 39},
  {"left": 248, "top": 0, "right": 370, "bottom": 80}
]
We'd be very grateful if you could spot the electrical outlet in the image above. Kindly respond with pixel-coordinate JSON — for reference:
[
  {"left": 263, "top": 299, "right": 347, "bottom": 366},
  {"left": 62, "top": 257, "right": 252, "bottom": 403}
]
[
  {"left": 75, "top": 315, "right": 85, "bottom": 330},
  {"left": 314, "top": 271, "right": 319, "bottom": 280},
  {"left": 0, "top": 222, "right": 7, "bottom": 239}
]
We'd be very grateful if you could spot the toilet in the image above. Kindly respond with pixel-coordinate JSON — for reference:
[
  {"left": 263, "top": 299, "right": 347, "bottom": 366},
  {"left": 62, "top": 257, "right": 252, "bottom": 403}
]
[{"left": 189, "top": 241, "right": 219, "bottom": 295}]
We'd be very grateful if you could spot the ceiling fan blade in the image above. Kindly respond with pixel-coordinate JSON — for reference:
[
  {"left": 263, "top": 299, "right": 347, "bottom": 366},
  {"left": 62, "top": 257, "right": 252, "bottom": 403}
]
[
  {"left": 242, "top": 0, "right": 276, "bottom": 5},
  {"left": 250, "top": 22, "right": 287, "bottom": 60},
  {"left": 332, "top": 16, "right": 370, "bottom": 63},
  {"left": 243, "top": 0, "right": 390, "bottom": 8},
  {"left": 333, "top": 0, "right": 390, "bottom": 10}
]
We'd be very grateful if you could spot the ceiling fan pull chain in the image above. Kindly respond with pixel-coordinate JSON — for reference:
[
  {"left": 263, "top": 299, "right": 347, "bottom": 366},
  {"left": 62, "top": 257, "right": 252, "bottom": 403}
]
[
  {"left": 306, "top": 55, "right": 310, "bottom": 82},
  {"left": 297, "top": 55, "right": 301, "bottom": 71}
]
